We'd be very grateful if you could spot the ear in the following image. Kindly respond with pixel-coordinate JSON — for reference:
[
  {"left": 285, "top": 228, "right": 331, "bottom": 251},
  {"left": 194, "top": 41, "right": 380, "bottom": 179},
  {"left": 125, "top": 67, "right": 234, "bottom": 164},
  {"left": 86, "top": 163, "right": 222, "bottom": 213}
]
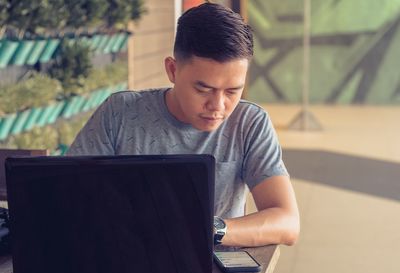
[{"left": 164, "top": 57, "right": 177, "bottom": 84}]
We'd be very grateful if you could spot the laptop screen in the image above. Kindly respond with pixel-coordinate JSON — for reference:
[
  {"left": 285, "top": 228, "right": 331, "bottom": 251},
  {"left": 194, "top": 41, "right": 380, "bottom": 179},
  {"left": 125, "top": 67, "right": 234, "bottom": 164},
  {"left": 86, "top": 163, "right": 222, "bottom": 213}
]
[
  {"left": 5, "top": 155, "right": 214, "bottom": 273},
  {"left": 0, "top": 149, "right": 47, "bottom": 200}
]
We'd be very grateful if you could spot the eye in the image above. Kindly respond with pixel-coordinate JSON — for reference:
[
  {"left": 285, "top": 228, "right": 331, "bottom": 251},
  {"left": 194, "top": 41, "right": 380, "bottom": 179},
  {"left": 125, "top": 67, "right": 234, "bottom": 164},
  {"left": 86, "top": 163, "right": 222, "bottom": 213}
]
[
  {"left": 226, "top": 90, "right": 239, "bottom": 96},
  {"left": 195, "top": 87, "right": 212, "bottom": 94}
]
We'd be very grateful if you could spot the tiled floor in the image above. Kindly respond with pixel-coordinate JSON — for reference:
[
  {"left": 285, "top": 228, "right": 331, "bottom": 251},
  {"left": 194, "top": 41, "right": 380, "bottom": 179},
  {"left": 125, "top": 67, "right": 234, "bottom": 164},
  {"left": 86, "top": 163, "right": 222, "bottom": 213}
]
[{"left": 252, "top": 105, "right": 400, "bottom": 273}]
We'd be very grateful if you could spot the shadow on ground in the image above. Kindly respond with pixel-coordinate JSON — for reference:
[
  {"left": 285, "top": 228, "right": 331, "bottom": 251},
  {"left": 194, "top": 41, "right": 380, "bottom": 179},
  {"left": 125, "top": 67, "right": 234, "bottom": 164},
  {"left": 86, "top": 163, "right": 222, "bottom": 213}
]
[{"left": 283, "top": 149, "right": 400, "bottom": 202}]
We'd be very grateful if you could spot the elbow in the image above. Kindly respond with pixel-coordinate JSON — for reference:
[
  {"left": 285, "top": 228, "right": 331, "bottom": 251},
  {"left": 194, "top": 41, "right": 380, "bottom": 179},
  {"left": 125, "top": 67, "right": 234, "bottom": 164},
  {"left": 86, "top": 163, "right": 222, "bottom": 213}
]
[
  {"left": 284, "top": 228, "right": 299, "bottom": 246},
  {"left": 283, "top": 216, "right": 300, "bottom": 246}
]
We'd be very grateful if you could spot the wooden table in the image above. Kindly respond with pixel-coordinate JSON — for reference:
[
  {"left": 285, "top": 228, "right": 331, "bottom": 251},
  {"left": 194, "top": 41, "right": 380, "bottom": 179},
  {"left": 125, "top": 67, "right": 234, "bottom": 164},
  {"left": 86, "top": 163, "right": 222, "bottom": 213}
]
[{"left": 0, "top": 245, "right": 279, "bottom": 273}]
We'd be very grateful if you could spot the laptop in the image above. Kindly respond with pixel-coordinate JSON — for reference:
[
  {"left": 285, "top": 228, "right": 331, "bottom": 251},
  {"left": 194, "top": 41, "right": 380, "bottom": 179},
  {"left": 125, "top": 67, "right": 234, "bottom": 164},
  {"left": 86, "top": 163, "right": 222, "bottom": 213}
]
[
  {"left": 5, "top": 154, "right": 215, "bottom": 273},
  {"left": 0, "top": 149, "right": 47, "bottom": 200}
]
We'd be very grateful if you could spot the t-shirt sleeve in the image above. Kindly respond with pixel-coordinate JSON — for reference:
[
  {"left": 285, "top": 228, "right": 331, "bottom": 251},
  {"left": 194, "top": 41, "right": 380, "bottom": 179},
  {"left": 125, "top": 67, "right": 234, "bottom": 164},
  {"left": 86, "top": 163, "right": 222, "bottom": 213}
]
[
  {"left": 66, "top": 95, "right": 120, "bottom": 156},
  {"left": 242, "top": 109, "right": 288, "bottom": 189}
]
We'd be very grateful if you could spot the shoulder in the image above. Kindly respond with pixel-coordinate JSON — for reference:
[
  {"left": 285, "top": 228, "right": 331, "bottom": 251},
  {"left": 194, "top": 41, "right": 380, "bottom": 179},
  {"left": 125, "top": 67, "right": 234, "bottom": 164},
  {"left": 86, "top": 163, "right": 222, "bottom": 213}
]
[
  {"left": 231, "top": 99, "right": 270, "bottom": 122},
  {"left": 223, "top": 100, "right": 274, "bottom": 140},
  {"left": 105, "top": 88, "right": 167, "bottom": 111},
  {"left": 108, "top": 88, "right": 165, "bottom": 103},
  {"left": 237, "top": 99, "right": 265, "bottom": 111}
]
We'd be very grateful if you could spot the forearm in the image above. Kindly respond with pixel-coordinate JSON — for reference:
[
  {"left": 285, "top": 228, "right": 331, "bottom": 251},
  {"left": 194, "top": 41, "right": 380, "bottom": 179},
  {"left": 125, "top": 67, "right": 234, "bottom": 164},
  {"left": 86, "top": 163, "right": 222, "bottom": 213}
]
[{"left": 221, "top": 208, "right": 300, "bottom": 247}]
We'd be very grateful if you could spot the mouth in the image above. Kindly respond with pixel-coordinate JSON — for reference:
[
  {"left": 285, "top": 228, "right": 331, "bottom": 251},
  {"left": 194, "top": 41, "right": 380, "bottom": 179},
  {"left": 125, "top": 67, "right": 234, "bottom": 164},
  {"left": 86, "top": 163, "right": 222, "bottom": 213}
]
[
  {"left": 200, "top": 117, "right": 224, "bottom": 124},
  {"left": 202, "top": 117, "right": 222, "bottom": 120},
  {"left": 199, "top": 116, "right": 224, "bottom": 128},
  {"left": 200, "top": 114, "right": 224, "bottom": 120}
]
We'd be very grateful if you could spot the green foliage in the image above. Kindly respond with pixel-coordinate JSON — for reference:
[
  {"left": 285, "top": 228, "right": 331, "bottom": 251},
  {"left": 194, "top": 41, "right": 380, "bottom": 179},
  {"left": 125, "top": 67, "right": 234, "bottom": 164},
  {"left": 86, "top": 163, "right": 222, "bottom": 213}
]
[
  {"left": 64, "top": 0, "right": 109, "bottom": 29},
  {"left": 104, "top": 61, "right": 128, "bottom": 84},
  {"left": 85, "top": 0, "right": 109, "bottom": 28},
  {"left": 104, "top": 0, "right": 147, "bottom": 29},
  {"left": 11, "top": 125, "right": 59, "bottom": 151},
  {"left": 83, "top": 61, "right": 128, "bottom": 93},
  {"left": 64, "top": 0, "right": 145, "bottom": 30},
  {"left": 0, "top": 73, "right": 61, "bottom": 114},
  {"left": 104, "top": 0, "right": 131, "bottom": 28},
  {"left": 0, "top": 60, "right": 127, "bottom": 115},
  {"left": 57, "top": 112, "right": 92, "bottom": 145},
  {"left": 6, "top": 0, "right": 43, "bottom": 37},
  {"left": 48, "top": 39, "right": 93, "bottom": 98},
  {"left": 0, "top": 0, "right": 9, "bottom": 28},
  {"left": 0, "top": 61, "right": 127, "bottom": 151},
  {"left": 129, "top": 0, "right": 147, "bottom": 22},
  {"left": 2, "top": 111, "right": 93, "bottom": 153},
  {"left": 35, "top": 0, "right": 69, "bottom": 32},
  {"left": 2, "top": 0, "right": 146, "bottom": 37},
  {"left": 2, "top": 0, "right": 68, "bottom": 36},
  {"left": 64, "top": 1, "right": 87, "bottom": 29}
]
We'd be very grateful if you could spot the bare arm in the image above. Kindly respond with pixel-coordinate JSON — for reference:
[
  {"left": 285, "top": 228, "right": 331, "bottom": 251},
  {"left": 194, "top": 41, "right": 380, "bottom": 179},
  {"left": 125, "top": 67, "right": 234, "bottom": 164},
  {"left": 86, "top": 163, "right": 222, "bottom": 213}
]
[{"left": 221, "top": 175, "right": 300, "bottom": 247}]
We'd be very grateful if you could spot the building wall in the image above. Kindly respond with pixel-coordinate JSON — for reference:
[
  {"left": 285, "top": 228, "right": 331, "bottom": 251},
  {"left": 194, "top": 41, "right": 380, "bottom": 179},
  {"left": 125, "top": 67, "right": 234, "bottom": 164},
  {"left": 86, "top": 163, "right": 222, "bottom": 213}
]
[{"left": 129, "top": 0, "right": 176, "bottom": 90}]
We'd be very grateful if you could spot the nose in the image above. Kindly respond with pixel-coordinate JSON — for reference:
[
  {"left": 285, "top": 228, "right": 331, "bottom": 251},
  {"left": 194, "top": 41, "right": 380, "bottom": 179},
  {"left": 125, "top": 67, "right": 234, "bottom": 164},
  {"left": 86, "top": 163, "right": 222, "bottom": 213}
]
[{"left": 207, "top": 92, "right": 225, "bottom": 112}]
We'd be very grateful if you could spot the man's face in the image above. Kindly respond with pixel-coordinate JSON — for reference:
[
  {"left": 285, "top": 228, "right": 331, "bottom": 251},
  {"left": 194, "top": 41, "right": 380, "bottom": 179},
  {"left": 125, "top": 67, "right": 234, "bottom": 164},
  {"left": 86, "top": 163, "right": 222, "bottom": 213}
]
[{"left": 164, "top": 56, "right": 249, "bottom": 132}]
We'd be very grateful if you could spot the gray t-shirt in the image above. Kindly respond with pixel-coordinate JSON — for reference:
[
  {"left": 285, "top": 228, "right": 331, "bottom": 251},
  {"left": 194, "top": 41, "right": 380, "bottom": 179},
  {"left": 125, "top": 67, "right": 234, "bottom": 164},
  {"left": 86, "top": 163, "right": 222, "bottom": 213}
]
[{"left": 67, "top": 88, "right": 288, "bottom": 218}]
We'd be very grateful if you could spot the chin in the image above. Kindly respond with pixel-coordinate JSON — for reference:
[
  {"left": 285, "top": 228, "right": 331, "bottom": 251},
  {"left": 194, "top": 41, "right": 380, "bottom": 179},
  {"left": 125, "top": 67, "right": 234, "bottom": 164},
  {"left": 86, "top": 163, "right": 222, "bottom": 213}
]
[
  {"left": 189, "top": 116, "right": 225, "bottom": 132},
  {"left": 194, "top": 122, "right": 223, "bottom": 132},
  {"left": 199, "top": 127, "right": 218, "bottom": 132}
]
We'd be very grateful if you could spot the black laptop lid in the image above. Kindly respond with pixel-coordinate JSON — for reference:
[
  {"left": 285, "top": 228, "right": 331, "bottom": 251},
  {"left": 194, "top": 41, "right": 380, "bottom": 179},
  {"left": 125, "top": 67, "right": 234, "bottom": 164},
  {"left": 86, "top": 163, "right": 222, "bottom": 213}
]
[{"left": 5, "top": 154, "right": 215, "bottom": 273}]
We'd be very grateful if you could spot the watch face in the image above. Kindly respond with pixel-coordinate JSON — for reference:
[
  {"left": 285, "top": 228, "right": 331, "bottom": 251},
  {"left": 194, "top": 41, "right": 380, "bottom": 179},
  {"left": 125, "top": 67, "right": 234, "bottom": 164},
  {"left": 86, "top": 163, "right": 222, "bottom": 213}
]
[{"left": 214, "top": 217, "right": 226, "bottom": 229}]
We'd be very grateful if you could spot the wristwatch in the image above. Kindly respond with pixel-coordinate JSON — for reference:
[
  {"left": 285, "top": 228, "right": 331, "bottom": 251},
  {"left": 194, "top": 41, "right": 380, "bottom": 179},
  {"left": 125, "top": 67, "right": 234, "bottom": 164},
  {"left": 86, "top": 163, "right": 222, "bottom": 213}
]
[{"left": 213, "top": 216, "right": 227, "bottom": 245}]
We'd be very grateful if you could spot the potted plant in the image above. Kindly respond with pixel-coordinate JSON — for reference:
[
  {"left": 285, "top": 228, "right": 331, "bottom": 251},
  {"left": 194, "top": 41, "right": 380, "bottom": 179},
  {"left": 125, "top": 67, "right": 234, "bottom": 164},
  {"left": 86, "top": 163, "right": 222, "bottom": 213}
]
[
  {"left": 0, "top": 73, "right": 61, "bottom": 137},
  {"left": 0, "top": 0, "right": 9, "bottom": 38},
  {"left": 48, "top": 39, "right": 93, "bottom": 99},
  {"left": 0, "top": 113, "right": 17, "bottom": 141},
  {"left": 26, "top": 0, "right": 68, "bottom": 65},
  {"left": 0, "top": 40, "right": 19, "bottom": 68},
  {"left": 4, "top": 0, "right": 42, "bottom": 66}
]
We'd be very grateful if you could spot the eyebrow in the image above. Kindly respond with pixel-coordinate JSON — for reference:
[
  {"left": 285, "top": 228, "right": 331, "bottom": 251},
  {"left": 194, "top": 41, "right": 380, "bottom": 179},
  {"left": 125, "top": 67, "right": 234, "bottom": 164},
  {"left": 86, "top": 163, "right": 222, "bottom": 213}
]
[{"left": 195, "top": 81, "right": 244, "bottom": 90}]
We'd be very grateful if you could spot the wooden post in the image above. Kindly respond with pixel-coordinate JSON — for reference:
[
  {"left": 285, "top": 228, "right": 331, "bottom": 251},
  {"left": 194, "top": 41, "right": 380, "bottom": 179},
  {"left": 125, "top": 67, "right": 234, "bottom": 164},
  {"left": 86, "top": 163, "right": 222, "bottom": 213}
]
[
  {"left": 240, "top": 0, "right": 248, "bottom": 23},
  {"left": 242, "top": 0, "right": 249, "bottom": 99},
  {"left": 231, "top": 0, "right": 250, "bottom": 100},
  {"left": 127, "top": 21, "right": 135, "bottom": 90},
  {"left": 287, "top": 0, "right": 322, "bottom": 131},
  {"left": 174, "top": 0, "right": 182, "bottom": 34},
  {"left": 302, "top": 0, "right": 311, "bottom": 129}
]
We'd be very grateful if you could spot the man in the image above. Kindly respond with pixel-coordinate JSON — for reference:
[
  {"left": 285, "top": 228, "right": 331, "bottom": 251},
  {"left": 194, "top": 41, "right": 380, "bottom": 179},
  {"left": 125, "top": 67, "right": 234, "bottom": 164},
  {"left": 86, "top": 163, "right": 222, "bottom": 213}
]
[{"left": 67, "top": 3, "right": 300, "bottom": 247}]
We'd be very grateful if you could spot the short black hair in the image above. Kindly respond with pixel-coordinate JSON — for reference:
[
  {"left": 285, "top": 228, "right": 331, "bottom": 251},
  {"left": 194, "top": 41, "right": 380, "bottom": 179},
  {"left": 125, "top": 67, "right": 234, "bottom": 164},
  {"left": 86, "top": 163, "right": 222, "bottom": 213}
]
[{"left": 174, "top": 3, "right": 253, "bottom": 62}]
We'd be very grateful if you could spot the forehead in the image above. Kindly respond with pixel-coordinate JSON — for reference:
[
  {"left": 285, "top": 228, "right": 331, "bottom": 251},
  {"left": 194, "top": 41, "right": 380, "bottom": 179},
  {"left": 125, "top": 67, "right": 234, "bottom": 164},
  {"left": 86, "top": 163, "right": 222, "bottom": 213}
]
[
  {"left": 177, "top": 56, "right": 249, "bottom": 83},
  {"left": 178, "top": 55, "right": 248, "bottom": 68}
]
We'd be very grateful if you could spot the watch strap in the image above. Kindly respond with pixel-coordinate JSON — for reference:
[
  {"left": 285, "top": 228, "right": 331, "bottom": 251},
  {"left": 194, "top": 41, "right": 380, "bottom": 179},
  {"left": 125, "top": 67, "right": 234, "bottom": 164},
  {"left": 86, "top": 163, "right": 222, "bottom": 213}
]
[{"left": 213, "top": 216, "right": 227, "bottom": 245}]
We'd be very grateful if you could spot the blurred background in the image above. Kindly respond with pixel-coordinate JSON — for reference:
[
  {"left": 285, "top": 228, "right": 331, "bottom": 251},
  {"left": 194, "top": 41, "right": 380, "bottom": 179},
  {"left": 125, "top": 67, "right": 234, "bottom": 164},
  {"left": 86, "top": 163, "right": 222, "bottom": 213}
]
[{"left": 1, "top": 0, "right": 399, "bottom": 272}]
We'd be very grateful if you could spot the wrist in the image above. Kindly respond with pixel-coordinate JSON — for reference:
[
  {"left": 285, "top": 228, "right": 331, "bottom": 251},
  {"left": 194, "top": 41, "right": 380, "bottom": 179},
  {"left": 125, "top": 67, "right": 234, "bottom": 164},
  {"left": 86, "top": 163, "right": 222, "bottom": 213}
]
[{"left": 213, "top": 216, "right": 227, "bottom": 245}]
